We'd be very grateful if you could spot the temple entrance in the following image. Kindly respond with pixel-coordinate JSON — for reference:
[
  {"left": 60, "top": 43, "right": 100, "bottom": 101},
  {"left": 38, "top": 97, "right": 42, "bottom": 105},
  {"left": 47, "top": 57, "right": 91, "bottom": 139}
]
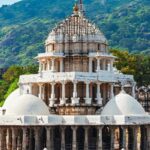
[
  {"left": 128, "top": 127, "right": 134, "bottom": 150},
  {"left": 65, "top": 127, "right": 72, "bottom": 150},
  {"left": 54, "top": 127, "right": 61, "bottom": 150},
  {"left": 102, "top": 126, "right": 111, "bottom": 150},
  {"left": 77, "top": 127, "right": 85, "bottom": 150},
  {"left": 89, "top": 127, "right": 97, "bottom": 149}
]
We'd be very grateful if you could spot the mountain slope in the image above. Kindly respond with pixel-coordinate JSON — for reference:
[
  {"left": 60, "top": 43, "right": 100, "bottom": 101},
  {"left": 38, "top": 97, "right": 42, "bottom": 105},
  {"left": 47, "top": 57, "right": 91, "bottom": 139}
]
[{"left": 0, "top": 0, "right": 149, "bottom": 68}]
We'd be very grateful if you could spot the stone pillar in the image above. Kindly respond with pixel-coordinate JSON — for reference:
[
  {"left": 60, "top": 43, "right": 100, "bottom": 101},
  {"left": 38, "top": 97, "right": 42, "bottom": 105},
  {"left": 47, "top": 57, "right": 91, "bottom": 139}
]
[
  {"left": 38, "top": 84, "right": 43, "bottom": 99},
  {"left": 22, "top": 128, "right": 28, "bottom": 150},
  {"left": 96, "top": 82, "right": 102, "bottom": 105},
  {"left": 72, "top": 127, "right": 77, "bottom": 150},
  {"left": 146, "top": 126, "right": 150, "bottom": 149},
  {"left": 110, "top": 127, "right": 115, "bottom": 150},
  {"left": 51, "top": 58, "right": 55, "bottom": 72},
  {"left": 7, "top": 129, "right": 12, "bottom": 150},
  {"left": 102, "top": 59, "right": 106, "bottom": 70},
  {"left": 97, "top": 126, "right": 103, "bottom": 150},
  {"left": 60, "top": 81, "right": 67, "bottom": 105},
  {"left": 133, "top": 126, "right": 138, "bottom": 150},
  {"left": 84, "top": 127, "right": 89, "bottom": 150},
  {"left": 47, "top": 59, "right": 50, "bottom": 71},
  {"left": 29, "top": 128, "right": 34, "bottom": 150},
  {"left": 39, "top": 61, "right": 42, "bottom": 72},
  {"left": 121, "top": 126, "right": 127, "bottom": 149},
  {"left": 110, "top": 60, "right": 113, "bottom": 72},
  {"left": 12, "top": 128, "right": 17, "bottom": 150},
  {"left": 46, "top": 127, "right": 53, "bottom": 150},
  {"left": 89, "top": 58, "right": 93, "bottom": 73},
  {"left": 17, "top": 132, "right": 22, "bottom": 150},
  {"left": 61, "top": 127, "right": 66, "bottom": 150},
  {"left": 84, "top": 81, "right": 91, "bottom": 104},
  {"left": 132, "top": 82, "right": 136, "bottom": 98},
  {"left": 60, "top": 58, "right": 64, "bottom": 72},
  {"left": 0, "top": 128, "right": 4, "bottom": 150},
  {"left": 110, "top": 83, "right": 114, "bottom": 99},
  {"left": 71, "top": 81, "right": 79, "bottom": 105},
  {"left": 49, "top": 82, "right": 56, "bottom": 107},
  {"left": 96, "top": 58, "right": 100, "bottom": 72},
  {"left": 34, "top": 128, "right": 40, "bottom": 150}
]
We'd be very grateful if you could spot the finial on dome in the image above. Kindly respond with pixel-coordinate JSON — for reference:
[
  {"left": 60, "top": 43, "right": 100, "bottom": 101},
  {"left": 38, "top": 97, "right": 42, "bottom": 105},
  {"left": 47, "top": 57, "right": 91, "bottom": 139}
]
[{"left": 73, "top": 1, "right": 79, "bottom": 12}]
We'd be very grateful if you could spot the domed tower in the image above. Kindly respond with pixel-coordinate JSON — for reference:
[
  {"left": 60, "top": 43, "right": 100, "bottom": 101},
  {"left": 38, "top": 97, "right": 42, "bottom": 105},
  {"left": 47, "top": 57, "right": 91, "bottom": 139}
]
[{"left": 19, "top": 1, "right": 135, "bottom": 115}]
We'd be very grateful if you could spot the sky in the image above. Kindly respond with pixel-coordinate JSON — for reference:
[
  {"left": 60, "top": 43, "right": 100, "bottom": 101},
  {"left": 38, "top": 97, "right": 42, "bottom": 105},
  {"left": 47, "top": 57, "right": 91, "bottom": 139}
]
[{"left": 0, "top": 0, "right": 21, "bottom": 7}]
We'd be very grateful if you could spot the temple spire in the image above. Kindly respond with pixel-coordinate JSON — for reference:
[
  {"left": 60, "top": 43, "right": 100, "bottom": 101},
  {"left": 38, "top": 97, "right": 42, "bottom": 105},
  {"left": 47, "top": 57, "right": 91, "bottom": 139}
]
[{"left": 79, "top": 0, "right": 84, "bottom": 15}]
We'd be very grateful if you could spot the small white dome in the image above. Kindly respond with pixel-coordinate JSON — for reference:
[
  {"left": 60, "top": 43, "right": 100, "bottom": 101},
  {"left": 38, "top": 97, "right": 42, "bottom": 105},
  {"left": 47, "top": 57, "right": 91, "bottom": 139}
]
[
  {"left": 3, "top": 94, "right": 49, "bottom": 116},
  {"left": 3, "top": 88, "right": 20, "bottom": 108},
  {"left": 101, "top": 91, "right": 146, "bottom": 116}
]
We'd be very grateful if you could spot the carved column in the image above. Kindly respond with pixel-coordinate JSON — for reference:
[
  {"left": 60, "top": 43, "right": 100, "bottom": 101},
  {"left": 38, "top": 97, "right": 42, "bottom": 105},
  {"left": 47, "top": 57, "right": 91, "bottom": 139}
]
[
  {"left": 110, "top": 127, "right": 115, "bottom": 150},
  {"left": 39, "top": 61, "right": 42, "bottom": 72},
  {"left": 46, "top": 127, "right": 53, "bottom": 150},
  {"left": 110, "top": 59, "right": 113, "bottom": 72},
  {"left": 89, "top": 58, "right": 93, "bottom": 73},
  {"left": 96, "top": 58, "right": 100, "bottom": 72},
  {"left": 34, "top": 128, "right": 40, "bottom": 150},
  {"left": 49, "top": 82, "right": 56, "bottom": 107},
  {"left": 12, "top": 128, "right": 17, "bottom": 150},
  {"left": 84, "top": 81, "right": 91, "bottom": 104},
  {"left": 121, "top": 126, "right": 127, "bottom": 149},
  {"left": 133, "top": 126, "right": 138, "bottom": 150},
  {"left": 22, "top": 128, "right": 28, "bottom": 150},
  {"left": 7, "top": 129, "right": 12, "bottom": 150},
  {"left": 110, "top": 83, "right": 114, "bottom": 99},
  {"left": 84, "top": 127, "right": 89, "bottom": 150},
  {"left": 102, "top": 59, "right": 106, "bottom": 70},
  {"left": 132, "top": 82, "right": 136, "bottom": 98},
  {"left": 72, "top": 127, "right": 77, "bottom": 150},
  {"left": 38, "top": 84, "right": 43, "bottom": 99},
  {"left": 51, "top": 58, "right": 55, "bottom": 72},
  {"left": 0, "top": 128, "right": 4, "bottom": 150},
  {"left": 71, "top": 81, "right": 79, "bottom": 105},
  {"left": 97, "top": 82, "right": 102, "bottom": 105},
  {"left": 60, "top": 81, "right": 67, "bottom": 105},
  {"left": 97, "top": 126, "right": 103, "bottom": 150},
  {"left": 60, "top": 58, "right": 64, "bottom": 72},
  {"left": 17, "top": 132, "right": 22, "bottom": 150},
  {"left": 61, "top": 127, "right": 66, "bottom": 150}
]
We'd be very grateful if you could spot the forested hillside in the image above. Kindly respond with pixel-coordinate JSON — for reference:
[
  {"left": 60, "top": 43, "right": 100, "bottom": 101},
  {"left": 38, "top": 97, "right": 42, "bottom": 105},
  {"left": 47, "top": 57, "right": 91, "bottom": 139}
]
[{"left": 0, "top": 0, "right": 150, "bottom": 68}]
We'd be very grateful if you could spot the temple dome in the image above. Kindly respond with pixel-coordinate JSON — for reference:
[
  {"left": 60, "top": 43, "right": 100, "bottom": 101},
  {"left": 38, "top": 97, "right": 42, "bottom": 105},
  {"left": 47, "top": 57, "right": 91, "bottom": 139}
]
[
  {"left": 46, "top": 12, "right": 107, "bottom": 44},
  {"left": 3, "top": 88, "right": 20, "bottom": 108},
  {"left": 101, "top": 91, "right": 146, "bottom": 116},
  {"left": 3, "top": 94, "right": 49, "bottom": 116}
]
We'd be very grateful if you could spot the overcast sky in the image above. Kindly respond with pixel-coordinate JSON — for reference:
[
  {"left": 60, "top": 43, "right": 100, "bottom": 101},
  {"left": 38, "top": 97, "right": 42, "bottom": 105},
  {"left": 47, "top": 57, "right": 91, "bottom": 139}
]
[{"left": 0, "top": 0, "right": 21, "bottom": 7}]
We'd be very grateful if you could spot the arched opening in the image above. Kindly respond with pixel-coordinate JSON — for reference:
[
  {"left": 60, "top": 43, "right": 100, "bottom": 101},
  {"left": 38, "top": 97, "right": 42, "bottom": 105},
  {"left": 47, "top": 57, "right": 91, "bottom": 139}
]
[
  {"left": 128, "top": 127, "right": 134, "bottom": 150},
  {"left": 66, "top": 82, "right": 73, "bottom": 103},
  {"left": 89, "top": 127, "right": 97, "bottom": 149},
  {"left": 77, "top": 82, "right": 86, "bottom": 103},
  {"left": 44, "top": 83, "right": 51, "bottom": 106},
  {"left": 55, "top": 83, "right": 62, "bottom": 104},
  {"left": 92, "top": 59, "right": 97, "bottom": 72},
  {"left": 54, "top": 127, "right": 61, "bottom": 150},
  {"left": 40, "top": 127, "right": 46, "bottom": 149},
  {"left": 77, "top": 127, "right": 85, "bottom": 149},
  {"left": 90, "top": 83, "right": 97, "bottom": 103},
  {"left": 65, "top": 127, "right": 72, "bottom": 150},
  {"left": 102, "top": 126, "right": 111, "bottom": 149},
  {"left": 140, "top": 126, "right": 147, "bottom": 150}
]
